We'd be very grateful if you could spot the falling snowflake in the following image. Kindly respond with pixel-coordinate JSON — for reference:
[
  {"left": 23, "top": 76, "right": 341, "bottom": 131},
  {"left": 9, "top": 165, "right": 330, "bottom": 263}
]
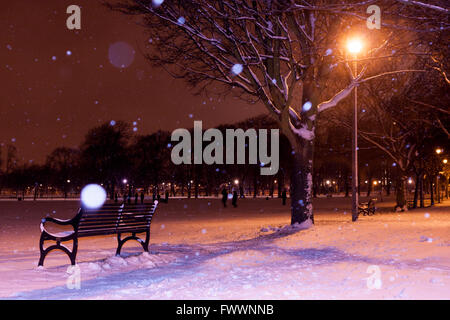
[
  {"left": 231, "top": 64, "right": 243, "bottom": 75},
  {"left": 152, "top": 0, "right": 164, "bottom": 7},
  {"left": 108, "top": 42, "right": 135, "bottom": 69},
  {"left": 302, "top": 101, "right": 312, "bottom": 112},
  {"left": 81, "top": 184, "right": 106, "bottom": 209}
]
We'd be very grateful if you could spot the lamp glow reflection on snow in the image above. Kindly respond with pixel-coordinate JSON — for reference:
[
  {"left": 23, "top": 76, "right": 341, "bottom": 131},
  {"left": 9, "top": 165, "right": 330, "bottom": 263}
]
[{"left": 81, "top": 184, "right": 106, "bottom": 209}]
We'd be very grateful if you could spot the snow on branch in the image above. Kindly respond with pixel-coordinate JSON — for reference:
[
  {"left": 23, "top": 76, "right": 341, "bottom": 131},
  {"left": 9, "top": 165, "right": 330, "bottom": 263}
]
[{"left": 317, "top": 82, "right": 357, "bottom": 113}]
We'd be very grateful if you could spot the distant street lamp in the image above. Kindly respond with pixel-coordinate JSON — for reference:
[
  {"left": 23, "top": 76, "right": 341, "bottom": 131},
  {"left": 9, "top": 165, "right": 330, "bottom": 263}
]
[
  {"left": 435, "top": 148, "right": 444, "bottom": 203},
  {"left": 347, "top": 38, "right": 363, "bottom": 222}
]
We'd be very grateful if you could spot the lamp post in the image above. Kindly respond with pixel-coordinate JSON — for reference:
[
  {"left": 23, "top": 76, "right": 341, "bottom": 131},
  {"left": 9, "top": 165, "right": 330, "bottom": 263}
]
[
  {"left": 443, "top": 159, "right": 449, "bottom": 199},
  {"left": 347, "top": 38, "right": 363, "bottom": 222},
  {"left": 435, "top": 148, "right": 444, "bottom": 203}
]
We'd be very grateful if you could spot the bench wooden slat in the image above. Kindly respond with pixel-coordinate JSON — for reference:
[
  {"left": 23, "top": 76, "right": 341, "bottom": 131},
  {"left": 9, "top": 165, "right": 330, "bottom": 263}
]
[
  {"left": 78, "top": 228, "right": 149, "bottom": 237},
  {"left": 78, "top": 222, "right": 151, "bottom": 231}
]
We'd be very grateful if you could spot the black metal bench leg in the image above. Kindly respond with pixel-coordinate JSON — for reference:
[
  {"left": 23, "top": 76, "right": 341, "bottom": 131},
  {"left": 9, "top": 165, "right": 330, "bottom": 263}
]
[
  {"left": 142, "top": 230, "right": 150, "bottom": 252},
  {"left": 116, "top": 233, "right": 123, "bottom": 256},
  {"left": 70, "top": 238, "right": 78, "bottom": 265},
  {"left": 116, "top": 232, "right": 150, "bottom": 255},
  {"left": 38, "top": 233, "right": 46, "bottom": 266},
  {"left": 38, "top": 234, "right": 78, "bottom": 266}
]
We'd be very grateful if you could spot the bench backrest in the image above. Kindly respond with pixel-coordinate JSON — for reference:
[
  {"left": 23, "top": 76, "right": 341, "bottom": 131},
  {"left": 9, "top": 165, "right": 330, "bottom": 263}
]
[{"left": 76, "top": 201, "right": 158, "bottom": 237}]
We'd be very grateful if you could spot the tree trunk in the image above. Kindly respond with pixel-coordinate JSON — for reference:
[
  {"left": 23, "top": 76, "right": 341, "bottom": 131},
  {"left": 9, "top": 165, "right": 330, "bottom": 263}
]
[
  {"left": 277, "top": 172, "right": 282, "bottom": 198},
  {"left": 413, "top": 173, "right": 419, "bottom": 209},
  {"left": 253, "top": 169, "right": 258, "bottom": 198},
  {"left": 110, "top": 182, "right": 115, "bottom": 201},
  {"left": 430, "top": 175, "right": 435, "bottom": 206},
  {"left": 289, "top": 139, "right": 314, "bottom": 225},
  {"left": 367, "top": 177, "right": 373, "bottom": 197},
  {"left": 386, "top": 181, "right": 391, "bottom": 196},
  {"left": 344, "top": 172, "right": 350, "bottom": 197},
  {"left": 395, "top": 175, "right": 408, "bottom": 211},
  {"left": 419, "top": 175, "right": 424, "bottom": 207}
]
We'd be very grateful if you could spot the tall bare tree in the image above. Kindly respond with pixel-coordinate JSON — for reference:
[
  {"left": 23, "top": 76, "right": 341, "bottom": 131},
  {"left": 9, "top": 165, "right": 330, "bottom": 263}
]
[{"left": 108, "top": 0, "right": 449, "bottom": 224}]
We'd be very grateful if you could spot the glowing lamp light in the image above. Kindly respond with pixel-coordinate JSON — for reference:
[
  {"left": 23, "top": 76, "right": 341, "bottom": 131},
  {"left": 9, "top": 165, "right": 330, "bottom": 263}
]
[
  {"left": 234, "top": 179, "right": 239, "bottom": 185},
  {"left": 122, "top": 179, "right": 128, "bottom": 184},
  {"left": 81, "top": 184, "right": 106, "bottom": 209},
  {"left": 373, "top": 181, "right": 378, "bottom": 185},
  {"left": 444, "top": 159, "right": 448, "bottom": 164},
  {"left": 326, "top": 180, "right": 331, "bottom": 185},
  {"left": 436, "top": 148, "right": 443, "bottom": 154},
  {"left": 347, "top": 39, "right": 363, "bottom": 54}
]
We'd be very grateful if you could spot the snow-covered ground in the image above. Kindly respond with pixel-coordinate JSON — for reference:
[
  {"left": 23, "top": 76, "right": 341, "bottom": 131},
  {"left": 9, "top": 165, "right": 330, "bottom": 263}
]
[{"left": 0, "top": 196, "right": 449, "bottom": 300}]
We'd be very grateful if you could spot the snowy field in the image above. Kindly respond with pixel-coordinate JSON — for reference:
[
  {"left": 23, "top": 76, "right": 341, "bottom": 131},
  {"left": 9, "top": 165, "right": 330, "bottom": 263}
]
[{"left": 0, "top": 196, "right": 449, "bottom": 300}]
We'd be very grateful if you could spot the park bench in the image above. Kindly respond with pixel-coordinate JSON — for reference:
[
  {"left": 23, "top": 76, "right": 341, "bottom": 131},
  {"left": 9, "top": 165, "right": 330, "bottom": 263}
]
[
  {"left": 38, "top": 201, "right": 158, "bottom": 266},
  {"left": 358, "top": 198, "right": 377, "bottom": 216}
]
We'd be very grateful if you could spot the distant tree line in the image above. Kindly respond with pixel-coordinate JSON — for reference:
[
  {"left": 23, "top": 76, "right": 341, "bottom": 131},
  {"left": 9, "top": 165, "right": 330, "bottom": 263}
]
[{"left": 0, "top": 110, "right": 447, "bottom": 208}]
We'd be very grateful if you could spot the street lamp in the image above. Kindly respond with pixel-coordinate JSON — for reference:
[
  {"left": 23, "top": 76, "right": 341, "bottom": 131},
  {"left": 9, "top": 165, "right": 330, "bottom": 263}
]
[{"left": 347, "top": 38, "right": 363, "bottom": 222}]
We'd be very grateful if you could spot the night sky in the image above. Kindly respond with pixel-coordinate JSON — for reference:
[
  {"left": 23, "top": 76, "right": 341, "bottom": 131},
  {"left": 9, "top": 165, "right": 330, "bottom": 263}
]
[{"left": 0, "top": 0, "right": 264, "bottom": 164}]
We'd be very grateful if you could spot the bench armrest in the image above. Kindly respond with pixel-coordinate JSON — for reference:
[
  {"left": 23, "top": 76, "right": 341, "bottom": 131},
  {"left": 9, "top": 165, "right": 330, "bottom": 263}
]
[{"left": 40, "top": 215, "right": 77, "bottom": 233}]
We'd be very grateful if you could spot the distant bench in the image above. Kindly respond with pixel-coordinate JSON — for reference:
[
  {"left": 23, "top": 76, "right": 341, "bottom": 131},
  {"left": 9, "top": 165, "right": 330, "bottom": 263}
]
[
  {"left": 358, "top": 198, "right": 377, "bottom": 216},
  {"left": 38, "top": 201, "right": 158, "bottom": 266}
]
